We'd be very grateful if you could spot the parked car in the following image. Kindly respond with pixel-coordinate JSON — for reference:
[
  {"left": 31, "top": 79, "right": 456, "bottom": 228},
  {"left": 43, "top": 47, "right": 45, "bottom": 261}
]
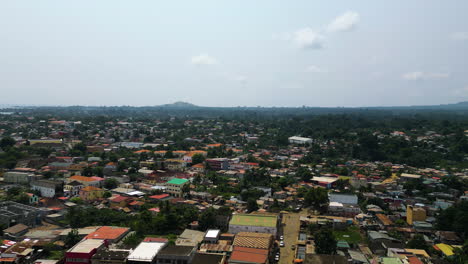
[
  {"left": 280, "top": 235, "right": 284, "bottom": 240},
  {"left": 280, "top": 241, "right": 285, "bottom": 247}
]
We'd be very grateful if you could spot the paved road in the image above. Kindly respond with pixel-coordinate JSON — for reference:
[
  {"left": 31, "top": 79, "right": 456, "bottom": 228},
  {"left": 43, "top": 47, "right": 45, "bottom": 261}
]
[{"left": 279, "top": 213, "right": 301, "bottom": 264}]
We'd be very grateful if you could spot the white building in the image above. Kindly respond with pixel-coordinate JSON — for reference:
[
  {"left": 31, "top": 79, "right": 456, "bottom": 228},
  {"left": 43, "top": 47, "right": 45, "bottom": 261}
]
[
  {"left": 127, "top": 241, "right": 167, "bottom": 264},
  {"left": 288, "top": 136, "right": 313, "bottom": 144}
]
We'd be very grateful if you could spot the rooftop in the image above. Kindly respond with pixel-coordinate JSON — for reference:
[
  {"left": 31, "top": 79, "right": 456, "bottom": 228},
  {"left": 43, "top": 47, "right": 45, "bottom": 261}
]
[
  {"left": 85, "top": 226, "right": 130, "bottom": 240},
  {"left": 229, "top": 214, "right": 277, "bottom": 227},
  {"left": 127, "top": 242, "right": 166, "bottom": 261},
  {"left": 166, "top": 178, "right": 189, "bottom": 185},
  {"left": 68, "top": 239, "right": 104, "bottom": 253}
]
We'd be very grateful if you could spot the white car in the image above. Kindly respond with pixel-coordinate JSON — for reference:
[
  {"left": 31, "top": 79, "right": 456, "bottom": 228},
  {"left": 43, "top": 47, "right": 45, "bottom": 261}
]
[
  {"left": 274, "top": 255, "right": 280, "bottom": 261},
  {"left": 279, "top": 241, "right": 285, "bottom": 247},
  {"left": 280, "top": 235, "right": 284, "bottom": 240}
]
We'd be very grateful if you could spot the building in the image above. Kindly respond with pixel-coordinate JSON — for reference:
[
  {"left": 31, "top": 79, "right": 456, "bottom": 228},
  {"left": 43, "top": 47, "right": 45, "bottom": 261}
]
[
  {"left": 329, "top": 193, "right": 358, "bottom": 205},
  {"left": 80, "top": 186, "right": 105, "bottom": 201},
  {"left": 176, "top": 229, "right": 205, "bottom": 247},
  {"left": 288, "top": 136, "right": 313, "bottom": 144},
  {"left": 65, "top": 181, "right": 85, "bottom": 197},
  {"left": 204, "top": 230, "right": 221, "bottom": 244},
  {"left": 165, "top": 178, "right": 189, "bottom": 198},
  {"left": 85, "top": 226, "right": 130, "bottom": 243},
  {"left": 3, "top": 223, "right": 29, "bottom": 239},
  {"left": 228, "top": 214, "right": 278, "bottom": 236},
  {"left": 229, "top": 246, "right": 269, "bottom": 264},
  {"left": 3, "top": 168, "right": 38, "bottom": 184},
  {"left": 30, "top": 180, "right": 64, "bottom": 198},
  {"left": 65, "top": 239, "right": 105, "bottom": 264},
  {"left": 232, "top": 232, "right": 273, "bottom": 250},
  {"left": 192, "top": 253, "right": 225, "bottom": 264},
  {"left": 126, "top": 241, "right": 167, "bottom": 264},
  {"left": 406, "top": 205, "right": 426, "bottom": 225},
  {"left": 0, "top": 201, "right": 42, "bottom": 227},
  {"left": 68, "top": 176, "right": 102, "bottom": 187},
  {"left": 155, "top": 245, "right": 196, "bottom": 264},
  {"left": 205, "top": 158, "right": 229, "bottom": 171},
  {"left": 91, "top": 248, "right": 132, "bottom": 264}
]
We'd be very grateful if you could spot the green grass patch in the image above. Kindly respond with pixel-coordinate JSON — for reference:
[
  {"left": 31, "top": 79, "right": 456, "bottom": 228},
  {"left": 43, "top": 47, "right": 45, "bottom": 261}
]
[{"left": 333, "top": 226, "right": 362, "bottom": 244}]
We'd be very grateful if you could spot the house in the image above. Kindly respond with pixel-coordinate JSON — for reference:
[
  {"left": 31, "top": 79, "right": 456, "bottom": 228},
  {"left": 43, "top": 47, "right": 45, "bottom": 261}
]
[
  {"left": 148, "top": 193, "right": 172, "bottom": 202},
  {"left": 204, "top": 230, "right": 221, "bottom": 244},
  {"left": 229, "top": 246, "right": 269, "bottom": 264},
  {"left": 229, "top": 214, "right": 278, "bottom": 236},
  {"left": 109, "top": 195, "right": 132, "bottom": 208},
  {"left": 30, "top": 180, "right": 63, "bottom": 198},
  {"left": 68, "top": 175, "right": 102, "bottom": 187},
  {"left": 232, "top": 232, "right": 273, "bottom": 250},
  {"left": 165, "top": 178, "right": 189, "bottom": 197},
  {"left": 79, "top": 186, "right": 104, "bottom": 201},
  {"left": 65, "top": 181, "right": 85, "bottom": 197},
  {"left": 155, "top": 245, "right": 196, "bottom": 264},
  {"left": 26, "top": 193, "right": 39, "bottom": 204},
  {"left": 3, "top": 223, "right": 29, "bottom": 239},
  {"left": 176, "top": 229, "right": 205, "bottom": 247}
]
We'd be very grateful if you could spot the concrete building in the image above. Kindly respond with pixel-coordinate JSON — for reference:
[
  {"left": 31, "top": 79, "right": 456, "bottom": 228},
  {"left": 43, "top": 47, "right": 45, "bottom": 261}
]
[
  {"left": 406, "top": 205, "right": 426, "bottom": 225},
  {"left": 165, "top": 178, "right": 189, "bottom": 197},
  {"left": 228, "top": 214, "right": 278, "bottom": 236},
  {"left": 0, "top": 201, "right": 42, "bottom": 227},
  {"left": 3, "top": 168, "right": 38, "bottom": 184},
  {"left": 205, "top": 158, "right": 229, "bottom": 171},
  {"left": 203, "top": 230, "right": 221, "bottom": 244},
  {"left": 288, "top": 136, "right": 313, "bottom": 144},
  {"left": 155, "top": 245, "right": 196, "bottom": 264},
  {"left": 65, "top": 239, "right": 105, "bottom": 264},
  {"left": 91, "top": 248, "right": 132, "bottom": 264},
  {"left": 127, "top": 241, "right": 167, "bottom": 264},
  {"left": 30, "top": 180, "right": 64, "bottom": 198}
]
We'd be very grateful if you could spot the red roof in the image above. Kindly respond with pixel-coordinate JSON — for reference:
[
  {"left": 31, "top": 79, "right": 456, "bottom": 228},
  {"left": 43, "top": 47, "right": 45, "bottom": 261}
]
[
  {"left": 85, "top": 226, "right": 130, "bottom": 240},
  {"left": 143, "top": 237, "right": 168, "bottom": 242},
  {"left": 149, "top": 194, "right": 170, "bottom": 200},
  {"left": 148, "top": 207, "right": 160, "bottom": 212},
  {"left": 230, "top": 246, "right": 268, "bottom": 264},
  {"left": 111, "top": 195, "right": 129, "bottom": 203},
  {"left": 408, "top": 256, "right": 424, "bottom": 264}
]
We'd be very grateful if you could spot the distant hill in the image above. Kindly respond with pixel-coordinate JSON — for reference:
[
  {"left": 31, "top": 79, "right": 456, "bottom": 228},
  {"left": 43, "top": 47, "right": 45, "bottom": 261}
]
[{"left": 159, "top": 102, "right": 199, "bottom": 109}]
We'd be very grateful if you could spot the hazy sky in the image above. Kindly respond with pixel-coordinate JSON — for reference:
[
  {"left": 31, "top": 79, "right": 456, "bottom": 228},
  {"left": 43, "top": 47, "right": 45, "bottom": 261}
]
[{"left": 1, "top": 1, "right": 468, "bottom": 107}]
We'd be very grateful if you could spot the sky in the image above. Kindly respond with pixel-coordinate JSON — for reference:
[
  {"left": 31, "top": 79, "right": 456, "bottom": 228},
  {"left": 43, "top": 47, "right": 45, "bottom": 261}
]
[{"left": 0, "top": 1, "right": 468, "bottom": 107}]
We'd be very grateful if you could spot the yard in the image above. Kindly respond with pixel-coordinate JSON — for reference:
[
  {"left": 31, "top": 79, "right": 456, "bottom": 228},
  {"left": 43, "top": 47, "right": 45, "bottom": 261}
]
[{"left": 333, "top": 226, "right": 362, "bottom": 244}]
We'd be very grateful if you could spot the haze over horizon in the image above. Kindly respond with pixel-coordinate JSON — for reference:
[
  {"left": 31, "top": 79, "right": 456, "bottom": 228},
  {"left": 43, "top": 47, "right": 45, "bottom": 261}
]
[{"left": 1, "top": 1, "right": 468, "bottom": 107}]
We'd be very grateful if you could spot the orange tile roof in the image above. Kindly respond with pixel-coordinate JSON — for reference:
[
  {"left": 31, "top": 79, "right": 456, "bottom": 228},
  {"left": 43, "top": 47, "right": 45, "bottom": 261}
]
[
  {"left": 70, "top": 175, "right": 98, "bottom": 182},
  {"left": 81, "top": 186, "right": 102, "bottom": 192},
  {"left": 85, "top": 226, "right": 130, "bottom": 240},
  {"left": 231, "top": 246, "right": 268, "bottom": 264}
]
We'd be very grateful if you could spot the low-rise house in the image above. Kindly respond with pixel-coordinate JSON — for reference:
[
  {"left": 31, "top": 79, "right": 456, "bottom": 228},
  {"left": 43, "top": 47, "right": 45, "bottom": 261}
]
[
  {"left": 65, "top": 181, "right": 85, "bottom": 197},
  {"left": 79, "top": 186, "right": 104, "bottom": 201},
  {"left": 85, "top": 226, "right": 130, "bottom": 243},
  {"left": 229, "top": 246, "right": 269, "bottom": 264},
  {"left": 3, "top": 224, "right": 29, "bottom": 240}
]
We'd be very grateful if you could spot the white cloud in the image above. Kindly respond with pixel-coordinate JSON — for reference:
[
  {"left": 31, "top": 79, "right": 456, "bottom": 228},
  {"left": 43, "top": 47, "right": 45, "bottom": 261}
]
[
  {"left": 402, "top": 71, "right": 450, "bottom": 81},
  {"left": 293, "top": 28, "right": 325, "bottom": 49},
  {"left": 305, "top": 65, "right": 327, "bottom": 73},
  {"left": 327, "top": 11, "right": 360, "bottom": 33},
  {"left": 451, "top": 32, "right": 468, "bottom": 40},
  {"left": 190, "top": 54, "right": 218, "bottom": 65}
]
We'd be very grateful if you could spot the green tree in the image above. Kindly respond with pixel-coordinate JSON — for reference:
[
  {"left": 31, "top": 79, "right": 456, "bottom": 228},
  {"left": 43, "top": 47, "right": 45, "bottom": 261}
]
[
  {"left": 103, "top": 178, "right": 119, "bottom": 189},
  {"left": 315, "top": 228, "right": 337, "bottom": 255},
  {"left": 304, "top": 188, "right": 329, "bottom": 212},
  {"left": 191, "top": 153, "right": 205, "bottom": 165},
  {"left": 64, "top": 229, "right": 81, "bottom": 248},
  {"left": 0, "top": 137, "right": 16, "bottom": 150},
  {"left": 247, "top": 198, "right": 259, "bottom": 212},
  {"left": 406, "top": 234, "right": 428, "bottom": 251}
]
